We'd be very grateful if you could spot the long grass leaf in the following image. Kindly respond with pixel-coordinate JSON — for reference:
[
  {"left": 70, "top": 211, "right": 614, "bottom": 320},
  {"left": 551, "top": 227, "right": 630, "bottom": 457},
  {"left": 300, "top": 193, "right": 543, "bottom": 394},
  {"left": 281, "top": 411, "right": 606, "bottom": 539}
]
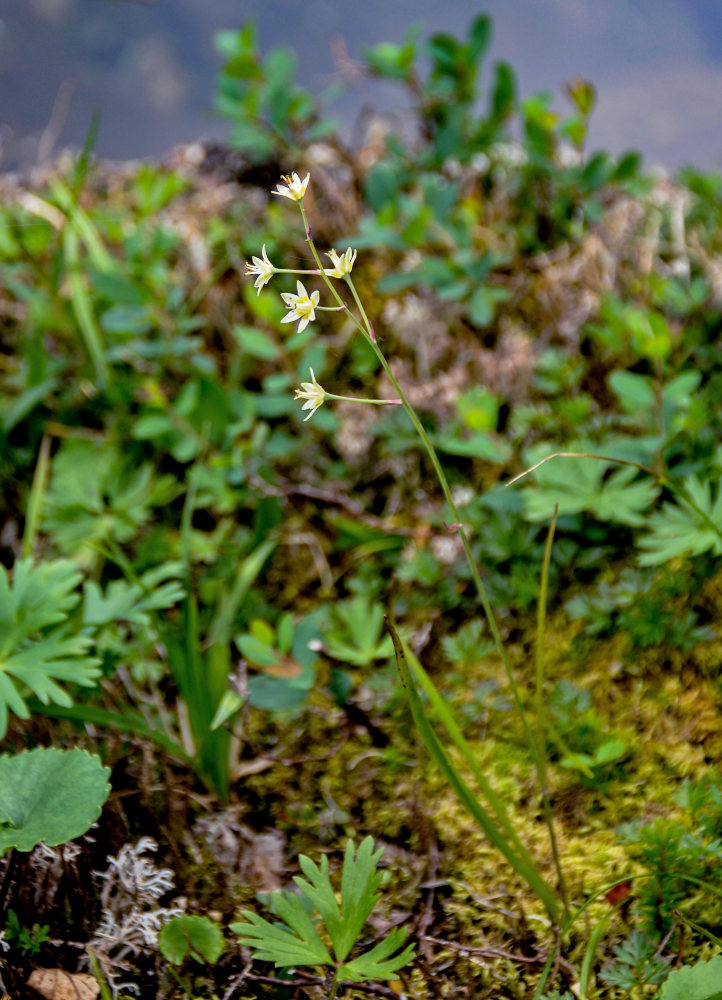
[
  {"left": 387, "top": 619, "right": 560, "bottom": 921},
  {"left": 404, "top": 643, "right": 545, "bottom": 876},
  {"left": 579, "top": 902, "right": 618, "bottom": 998},
  {"left": 22, "top": 434, "right": 51, "bottom": 558},
  {"left": 63, "top": 226, "right": 108, "bottom": 384},
  {"left": 534, "top": 506, "right": 568, "bottom": 913}
]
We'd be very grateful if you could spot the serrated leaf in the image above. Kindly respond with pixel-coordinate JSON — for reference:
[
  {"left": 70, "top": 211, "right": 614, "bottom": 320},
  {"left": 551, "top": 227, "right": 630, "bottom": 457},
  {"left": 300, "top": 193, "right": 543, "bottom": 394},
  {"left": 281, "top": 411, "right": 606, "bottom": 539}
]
[
  {"left": 521, "top": 449, "right": 658, "bottom": 526},
  {"left": 83, "top": 562, "right": 185, "bottom": 626},
  {"left": 44, "top": 440, "right": 179, "bottom": 563},
  {"left": 660, "top": 955, "right": 722, "bottom": 1000},
  {"left": 232, "top": 838, "right": 413, "bottom": 983},
  {"left": 158, "top": 915, "right": 224, "bottom": 965},
  {"left": 0, "top": 748, "right": 110, "bottom": 856}
]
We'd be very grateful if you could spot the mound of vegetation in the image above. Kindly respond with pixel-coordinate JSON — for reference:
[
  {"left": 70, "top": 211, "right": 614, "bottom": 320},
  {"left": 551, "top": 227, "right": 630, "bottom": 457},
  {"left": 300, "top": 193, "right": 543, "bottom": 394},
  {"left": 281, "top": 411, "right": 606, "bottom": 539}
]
[{"left": 2, "top": 14, "right": 722, "bottom": 1000}]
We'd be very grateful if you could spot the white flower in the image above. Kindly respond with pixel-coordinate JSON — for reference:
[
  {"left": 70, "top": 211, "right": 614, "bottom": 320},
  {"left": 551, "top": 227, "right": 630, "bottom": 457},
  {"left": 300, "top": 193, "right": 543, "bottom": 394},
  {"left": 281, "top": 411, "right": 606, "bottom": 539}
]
[
  {"left": 294, "top": 368, "right": 326, "bottom": 421},
  {"left": 245, "top": 244, "right": 275, "bottom": 294},
  {"left": 281, "top": 280, "right": 320, "bottom": 333},
  {"left": 273, "top": 172, "right": 310, "bottom": 201},
  {"left": 325, "top": 247, "right": 357, "bottom": 278}
]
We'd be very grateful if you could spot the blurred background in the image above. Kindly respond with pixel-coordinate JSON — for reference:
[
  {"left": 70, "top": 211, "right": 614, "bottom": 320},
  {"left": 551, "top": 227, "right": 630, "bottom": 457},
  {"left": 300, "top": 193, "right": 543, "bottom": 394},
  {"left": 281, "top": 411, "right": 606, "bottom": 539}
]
[{"left": 1, "top": 0, "right": 721, "bottom": 173}]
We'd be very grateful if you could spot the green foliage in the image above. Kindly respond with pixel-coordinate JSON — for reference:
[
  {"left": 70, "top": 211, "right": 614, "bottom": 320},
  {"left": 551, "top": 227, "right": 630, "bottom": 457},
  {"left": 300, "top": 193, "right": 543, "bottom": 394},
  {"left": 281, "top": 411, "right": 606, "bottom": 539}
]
[
  {"left": 618, "top": 780, "right": 722, "bottom": 935},
  {"left": 3, "top": 909, "right": 51, "bottom": 955},
  {"left": 0, "top": 558, "right": 100, "bottom": 738},
  {"left": 660, "top": 955, "right": 722, "bottom": 1000},
  {"left": 231, "top": 610, "right": 319, "bottom": 712},
  {"left": 547, "top": 681, "right": 628, "bottom": 785},
  {"left": 83, "top": 562, "right": 186, "bottom": 628},
  {"left": 232, "top": 837, "right": 414, "bottom": 983},
  {"left": 44, "top": 440, "right": 179, "bottom": 566},
  {"left": 214, "top": 22, "right": 338, "bottom": 162},
  {"left": 323, "top": 596, "right": 394, "bottom": 667},
  {"left": 0, "top": 747, "right": 111, "bottom": 856},
  {"left": 566, "top": 565, "right": 713, "bottom": 651},
  {"left": 638, "top": 477, "right": 722, "bottom": 565},
  {"left": 520, "top": 448, "right": 659, "bottom": 526},
  {"left": 598, "top": 931, "right": 670, "bottom": 990},
  {"left": 159, "top": 915, "right": 224, "bottom": 966}
]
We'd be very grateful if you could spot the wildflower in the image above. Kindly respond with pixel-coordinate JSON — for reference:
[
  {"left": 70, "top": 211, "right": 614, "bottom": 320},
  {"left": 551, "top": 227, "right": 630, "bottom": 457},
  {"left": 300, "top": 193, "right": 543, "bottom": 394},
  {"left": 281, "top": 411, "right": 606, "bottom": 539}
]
[
  {"left": 281, "top": 280, "right": 320, "bottom": 333},
  {"left": 273, "top": 172, "right": 310, "bottom": 201},
  {"left": 245, "top": 244, "right": 275, "bottom": 294},
  {"left": 325, "top": 247, "right": 357, "bottom": 278},
  {"left": 294, "top": 368, "right": 326, "bottom": 421}
]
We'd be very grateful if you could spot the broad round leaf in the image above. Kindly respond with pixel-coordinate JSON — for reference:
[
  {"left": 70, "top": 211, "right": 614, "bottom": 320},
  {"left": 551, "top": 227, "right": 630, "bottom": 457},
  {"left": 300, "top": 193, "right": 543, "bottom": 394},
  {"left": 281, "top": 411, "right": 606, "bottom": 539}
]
[
  {"left": 0, "top": 747, "right": 111, "bottom": 856},
  {"left": 159, "top": 915, "right": 224, "bottom": 965}
]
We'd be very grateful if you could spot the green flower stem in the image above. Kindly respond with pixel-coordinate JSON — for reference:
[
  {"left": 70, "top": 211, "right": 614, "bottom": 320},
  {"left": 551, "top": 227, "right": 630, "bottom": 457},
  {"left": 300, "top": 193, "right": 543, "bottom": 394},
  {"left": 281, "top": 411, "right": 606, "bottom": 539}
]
[
  {"left": 298, "top": 200, "right": 563, "bottom": 917},
  {"left": 327, "top": 968, "right": 341, "bottom": 1000},
  {"left": 344, "top": 272, "right": 543, "bottom": 786},
  {"left": 325, "top": 392, "right": 401, "bottom": 407}
]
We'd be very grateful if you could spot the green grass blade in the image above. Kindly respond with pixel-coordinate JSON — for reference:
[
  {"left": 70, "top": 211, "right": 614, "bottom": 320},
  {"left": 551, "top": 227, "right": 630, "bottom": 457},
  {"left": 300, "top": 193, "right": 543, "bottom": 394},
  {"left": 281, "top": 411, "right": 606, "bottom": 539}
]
[
  {"left": 534, "top": 506, "right": 568, "bottom": 914},
  {"left": 404, "top": 643, "right": 547, "bottom": 878},
  {"left": 63, "top": 226, "right": 108, "bottom": 385},
  {"left": 210, "top": 537, "right": 277, "bottom": 646},
  {"left": 51, "top": 178, "right": 115, "bottom": 272},
  {"left": 387, "top": 619, "right": 560, "bottom": 921},
  {"left": 22, "top": 434, "right": 51, "bottom": 558},
  {"left": 27, "top": 700, "right": 189, "bottom": 761},
  {"left": 579, "top": 902, "right": 618, "bottom": 998}
]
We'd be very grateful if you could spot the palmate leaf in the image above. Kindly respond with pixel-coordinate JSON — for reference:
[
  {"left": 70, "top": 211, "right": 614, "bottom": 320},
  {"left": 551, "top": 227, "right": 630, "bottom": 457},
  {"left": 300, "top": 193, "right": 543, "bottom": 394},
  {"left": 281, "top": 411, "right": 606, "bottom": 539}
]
[
  {"left": 231, "top": 891, "right": 332, "bottom": 968},
  {"left": 0, "top": 559, "right": 101, "bottom": 738},
  {"left": 83, "top": 561, "right": 186, "bottom": 626},
  {"left": 638, "top": 476, "right": 722, "bottom": 566},
  {"left": 232, "top": 838, "right": 414, "bottom": 981},
  {"left": 294, "top": 836, "right": 384, "bottom": 962},
  {"left": 520, "top": 447, "right": 658, "bottom": 526},
  {"left": 325, "top": 597, "right": 394, "bottom": 667},
  {"left": 341, "top": 925, "right": 415, "bottom": 982},
  {"left": 44, "top": 439, "right": 179, "bottom": 564}
]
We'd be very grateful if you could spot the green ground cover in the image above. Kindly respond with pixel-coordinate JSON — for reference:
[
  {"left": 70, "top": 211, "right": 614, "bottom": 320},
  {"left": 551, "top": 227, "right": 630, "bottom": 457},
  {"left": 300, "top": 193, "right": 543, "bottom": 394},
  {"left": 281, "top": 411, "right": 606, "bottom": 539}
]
[{"left": 2, "top": 14, "right": 722, "bottom": 1000}]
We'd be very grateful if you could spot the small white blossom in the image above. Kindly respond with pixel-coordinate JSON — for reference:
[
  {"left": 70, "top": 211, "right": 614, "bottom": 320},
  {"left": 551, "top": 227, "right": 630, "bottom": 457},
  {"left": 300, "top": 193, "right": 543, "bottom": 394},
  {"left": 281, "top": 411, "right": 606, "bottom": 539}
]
[
  {"left": 294, "top": 368, "right": 326, "bottom": 421},
  {"left": 281, "top": 280, "right": 320, "bottom": 333},
  {"left": 245, "top": 244, "right": 275, "bottom": 294},
  {"left": 325, "top": 247, "right": 357, "bottom": 278},
  {"left": 273, "top": 172, "right": 310, "bottom": 201}
]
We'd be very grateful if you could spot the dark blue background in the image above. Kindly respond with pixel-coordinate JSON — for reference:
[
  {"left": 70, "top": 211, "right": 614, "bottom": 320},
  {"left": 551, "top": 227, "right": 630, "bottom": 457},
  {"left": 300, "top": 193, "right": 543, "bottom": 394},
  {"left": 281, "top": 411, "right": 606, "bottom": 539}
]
[{"left": 0, "top": 0, "right": 720, "bottom": 171}]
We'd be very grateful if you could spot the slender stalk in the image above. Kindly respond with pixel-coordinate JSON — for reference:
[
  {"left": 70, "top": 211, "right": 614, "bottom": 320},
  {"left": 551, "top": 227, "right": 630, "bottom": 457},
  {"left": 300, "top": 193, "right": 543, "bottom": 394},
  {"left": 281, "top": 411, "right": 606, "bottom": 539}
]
[
  {"left": 295, "top": 202, "right": 564, "bottom": 915},
  {"left": 535, "top": 508, "right": 569, "bottom": 915},
  {"left": 327, "top": 967, "right": 341, "bottom": 1000}
]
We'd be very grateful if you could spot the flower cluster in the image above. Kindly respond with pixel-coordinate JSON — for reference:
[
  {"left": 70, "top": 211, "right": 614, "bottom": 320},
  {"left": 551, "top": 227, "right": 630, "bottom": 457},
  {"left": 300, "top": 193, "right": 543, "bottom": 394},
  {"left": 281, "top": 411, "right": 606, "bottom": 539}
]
[{"left": 246, "top": 172, "right": 398, "bottom": 422}]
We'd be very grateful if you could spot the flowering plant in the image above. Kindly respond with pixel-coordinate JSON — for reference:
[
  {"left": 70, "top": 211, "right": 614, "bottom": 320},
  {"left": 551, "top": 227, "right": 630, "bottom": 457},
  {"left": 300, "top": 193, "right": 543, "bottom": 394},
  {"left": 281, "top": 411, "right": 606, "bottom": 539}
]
[{"left": 245, "top": 172, "right": 565, "bottom": 927}]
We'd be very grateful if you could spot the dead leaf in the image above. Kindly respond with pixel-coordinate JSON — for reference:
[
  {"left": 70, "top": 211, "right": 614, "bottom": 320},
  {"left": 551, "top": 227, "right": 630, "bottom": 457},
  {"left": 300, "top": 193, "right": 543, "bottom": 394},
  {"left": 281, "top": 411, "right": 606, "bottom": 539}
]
[{"left": 27, "top": 969, "right": 99, "bottom": 1000}]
